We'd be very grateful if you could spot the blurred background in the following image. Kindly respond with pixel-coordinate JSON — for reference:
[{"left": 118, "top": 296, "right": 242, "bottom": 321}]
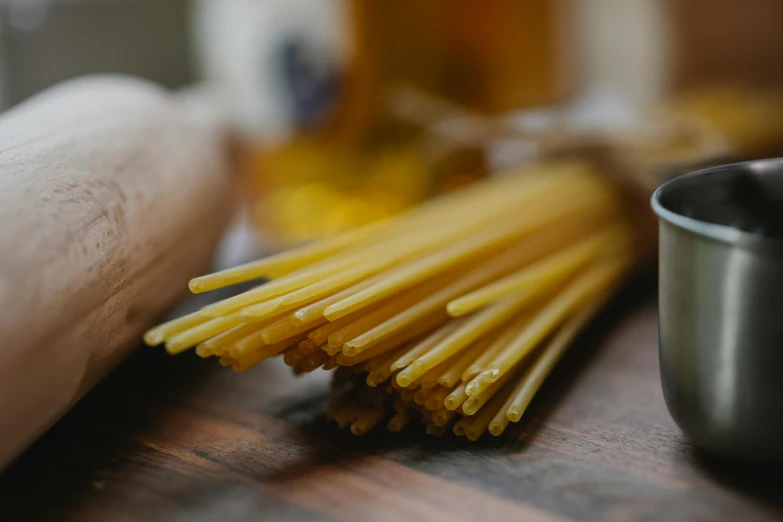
[{"left": 3, "top": 0, "right": 783, "bottom": 247}]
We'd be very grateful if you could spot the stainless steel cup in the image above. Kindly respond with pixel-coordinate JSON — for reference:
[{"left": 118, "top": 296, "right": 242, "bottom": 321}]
[{"left": 652, "top": 158, "right": 783, "bottom": 463}]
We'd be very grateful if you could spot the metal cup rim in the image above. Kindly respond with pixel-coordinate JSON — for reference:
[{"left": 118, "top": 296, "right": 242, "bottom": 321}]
[{"left": 651, "top": 158, "right": 783, "bottom": 257}]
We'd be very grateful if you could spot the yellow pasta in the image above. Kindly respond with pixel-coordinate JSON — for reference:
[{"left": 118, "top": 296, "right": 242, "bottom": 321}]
[
  {"left": 282, "top": 346, "right": 305, "bottom": 367},
  {"left": 298, "top": 338, "right": 321, "bottom": 356},
  {"left": 262, "top": 314, "right": 326, "bottom": 345},
  {"left": 436, "top": 336, "right": 492, "bottom": 388},
  {"left": 301, "top": 350, "right": 330, "bottom": 372},
  {"left": 506, "top": 298, "right": 607, "bottom": 423},
  {"left": 324, "top": 177, "right": 614, "bottom": 321},
  {"left": 433, "top": 408, "right": 458, "bottom": 427},
  {"left": 465, "top": 381, "right": 516, "bottom": 441},
  {"left": 389, "top": 320, "right": 462, "bottom": 372},
  {"left": 425, "top": 386, "right": 453, "bottom": 412},
  {"left": 146, "top": 160, "right": 646, "bottom": 440},
  {"left": 228, "top": 328, "right": 267, "bottom": 358},
  {"left": 464, "top": 255, "right": 630, "bottom": 397},
  {"left": 452, "top": 416, "right": 473, "bottom": 437},
  {"left": 444, "top": 384, "right": 470, "bottom": 411},
  {"left": 307, "top": 313, "right": 356, "bottom": 346},
  {"left": 164, "top": 313, "right": 247, "bottom": 355},
  {"left": 333, "top": 403, "right": 362, "bottom": 429},
  {"left": 291, "top": 275, "right": 381, "bottom": 324},
  {"left": 189, "top": 219, "right": 391, "bottom": 293},
  {"left": 447, "top": 225, "right": 628, "bottom": 316},
  {"left": 426, "top": 422, "right": 452, "bottom": 436},
  {"left": 351, "top": 407, "right": 387, "bottom": 436},
  {"left": 230, "top": 331, "right": 309, "bottom": 372},
  {"left": 340, "top": 217, "right": 599, "bottom": 353},
  {"left": 330, "top": 279, "right": 445, "bottom": 353},
  {"left": 144, "top": 310, "right": 210, "bottom": 346},
  {"left": 462, "top": 370, "right": 515, "bottom": 416},
  {"left": 413, "top": 387, "right": 437, "bottom": 406},
  {"left": 322, "top": 355, "right": 340, "bottom": 371},
  {"left": 461, "top": 324, "right": 519, "bottom": 382},
  {"left": 395, "top": 292, "right": 535, "bottom": 386},
  {"left": 387, "top": 409, "right": 412, "bottom": 432},
  {"left": 418, "top": 357, "right": 454, "bottom": 389},
  {"left": 195, "top": 318, "right": 273, "bottom": 357}
]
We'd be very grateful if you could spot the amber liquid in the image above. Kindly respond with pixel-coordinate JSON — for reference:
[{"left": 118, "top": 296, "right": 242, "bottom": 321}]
[{"left": 245, "top": 0, "right": 569, "bottom": 246}]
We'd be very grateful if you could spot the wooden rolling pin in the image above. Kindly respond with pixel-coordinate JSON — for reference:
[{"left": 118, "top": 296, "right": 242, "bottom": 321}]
[{"left": 0, "top": 76, "right": 235, "bottom": 468}]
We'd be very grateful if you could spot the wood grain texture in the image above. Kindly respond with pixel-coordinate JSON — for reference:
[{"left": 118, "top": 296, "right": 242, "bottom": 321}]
[
  {"left": 0, "top": 76, "right": 235, "bottom": 469},
  {"left": 2, "top": 276, "right": 782, "bottom": 521}
]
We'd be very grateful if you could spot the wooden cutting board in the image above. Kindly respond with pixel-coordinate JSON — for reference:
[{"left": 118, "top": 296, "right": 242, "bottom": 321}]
[{"left": 2, "top": 275, "right": 782, "bottom": 521}]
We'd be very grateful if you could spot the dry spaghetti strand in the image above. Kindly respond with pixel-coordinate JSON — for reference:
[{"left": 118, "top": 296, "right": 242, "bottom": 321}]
[
  {"left": 147, "top": 160, "right": 644, "bottom": 441},
  {"left": 465, "top": 255, "right": 631, "bottom": 397},
  {"left": 506, "top": 296, "right": 609, "bottom": 423}
]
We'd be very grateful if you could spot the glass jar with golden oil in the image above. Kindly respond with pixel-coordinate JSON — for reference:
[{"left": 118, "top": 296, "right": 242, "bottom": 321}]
[{"left": 195, "top": 0, "right": 571, "bottom": 247}]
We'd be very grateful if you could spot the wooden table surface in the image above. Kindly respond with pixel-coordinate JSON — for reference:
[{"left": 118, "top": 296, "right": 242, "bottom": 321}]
[{"left": 2, "top": 276, "right": 782, "bottom": 522}]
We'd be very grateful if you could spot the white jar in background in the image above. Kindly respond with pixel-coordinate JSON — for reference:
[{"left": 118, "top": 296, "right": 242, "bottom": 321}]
[{"left": 571, "top": 0, "right": 672, "bottom": 108}]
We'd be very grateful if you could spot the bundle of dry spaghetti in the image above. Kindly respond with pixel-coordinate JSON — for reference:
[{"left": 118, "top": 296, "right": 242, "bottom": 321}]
[{"left": 145, "top": 160, "right": 647, "bottom": 440}]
